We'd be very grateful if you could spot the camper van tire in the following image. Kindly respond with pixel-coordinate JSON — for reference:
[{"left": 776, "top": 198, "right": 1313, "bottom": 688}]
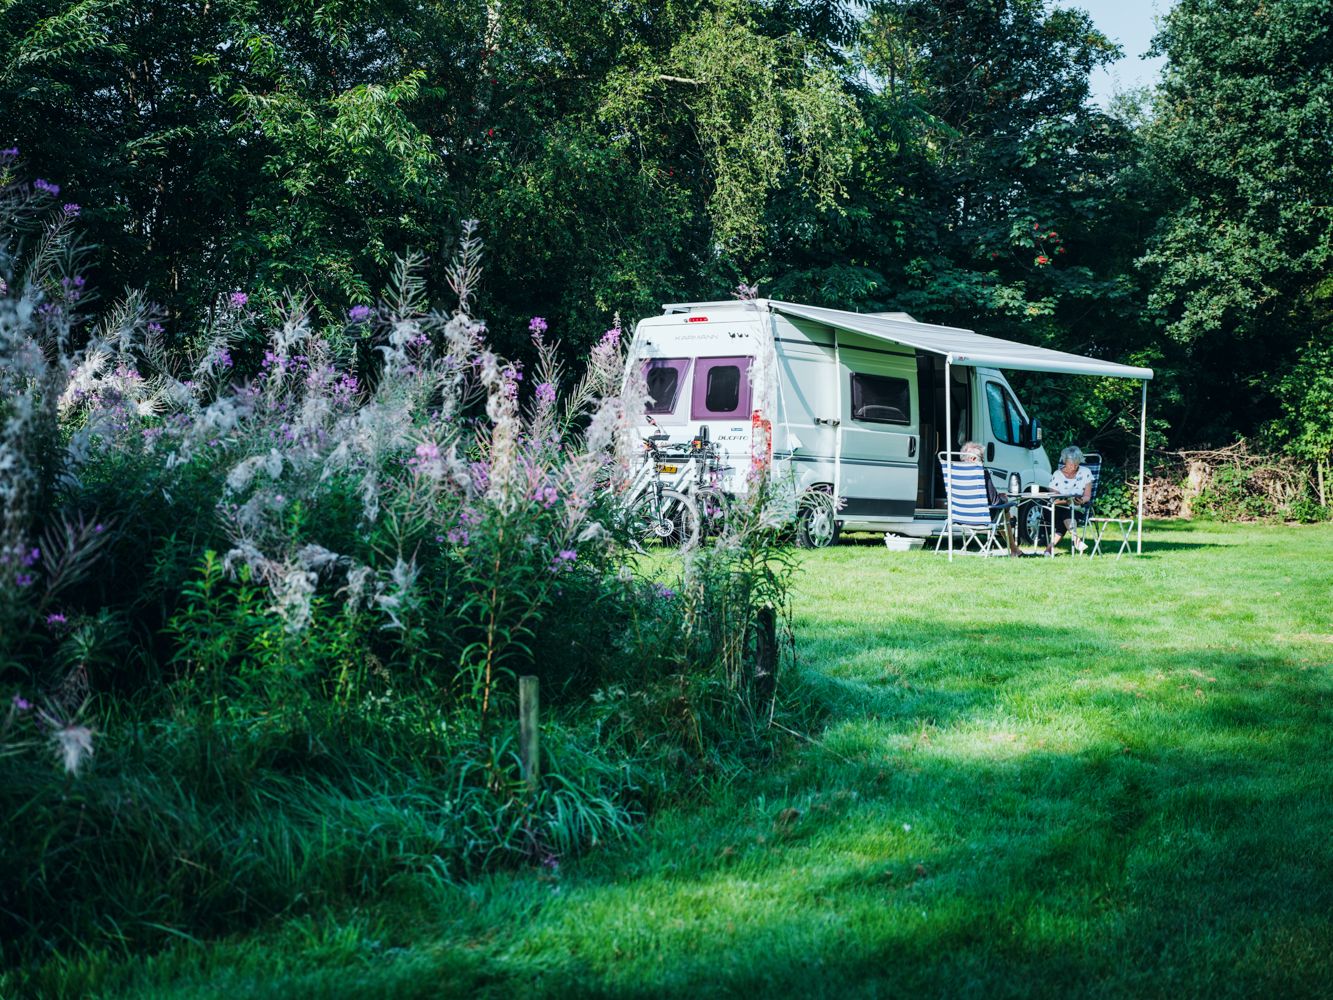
[
  {"left": 796, "top": 488, "right": 840, "bottom": 549},
  {"left": 631, "top": 488, "right": 701, "bottom": 551},
  {"left": 1018, "top": 500, "right": 1049, "bottom": 546}
]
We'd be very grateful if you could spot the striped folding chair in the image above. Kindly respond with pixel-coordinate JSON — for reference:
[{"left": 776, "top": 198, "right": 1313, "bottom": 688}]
[{"left": 934, "top": 452, "right": 1004, "bottom": 556}]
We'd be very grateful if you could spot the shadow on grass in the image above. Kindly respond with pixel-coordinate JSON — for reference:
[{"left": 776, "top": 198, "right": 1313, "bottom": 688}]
[{"left": 422, "top": 732, "right": 1333, "bottom": 999}]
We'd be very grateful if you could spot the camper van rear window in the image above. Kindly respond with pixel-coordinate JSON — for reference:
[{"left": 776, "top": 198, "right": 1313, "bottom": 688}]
[
  {"left": 691, "top": 356, "right": 752, "bottom": 420},
  {"left": 643, "top": 358, "right": 690, "bottom": 414},
  {"left": 850, "top": 373, "right": 911, "bottom": 425}
]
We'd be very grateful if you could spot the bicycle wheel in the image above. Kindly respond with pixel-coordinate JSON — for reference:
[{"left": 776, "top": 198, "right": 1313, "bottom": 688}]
[
  {"left": 632, "top": 488, "right": 700, "bottom": 551},
  {"left": 692, "top": 486, "right": 732, "bottom": 540}
]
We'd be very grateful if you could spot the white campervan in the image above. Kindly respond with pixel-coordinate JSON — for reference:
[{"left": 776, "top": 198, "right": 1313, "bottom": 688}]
[{"left": 625, "top": 298, "right": 1055, "bottom": 544}]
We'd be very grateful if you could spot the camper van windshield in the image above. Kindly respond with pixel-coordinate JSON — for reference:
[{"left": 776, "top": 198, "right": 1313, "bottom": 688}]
[
  {"left": 643, "top": 358, "right": 689, "bottom": 414},
  {"left": 985, "top": 381, "right": 1025, "bottom": 445}
]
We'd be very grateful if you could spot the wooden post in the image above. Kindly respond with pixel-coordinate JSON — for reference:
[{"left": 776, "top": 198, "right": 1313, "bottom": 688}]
[
  {"left": 753, "top": 606, "right": 777, "bottom": 703},
  {"left": 1318, "top": 460, "right": 1327, "bottom": 508},
  {"left": 519, "top": 675, "right": 540, "bottom": 791}
]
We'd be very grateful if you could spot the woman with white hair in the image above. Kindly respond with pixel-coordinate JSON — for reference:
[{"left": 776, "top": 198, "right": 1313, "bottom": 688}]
[{"left": 1047, "top": 445, "right": 1094, "bottom": 554}]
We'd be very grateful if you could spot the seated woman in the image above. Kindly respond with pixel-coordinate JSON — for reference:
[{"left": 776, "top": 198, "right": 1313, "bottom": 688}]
[
  {"left": 1046, "top": 445, "right": 1094, "bottom": 554},
  {"left": 960, "top": 441, "right": 1020, "bottom": 556}
]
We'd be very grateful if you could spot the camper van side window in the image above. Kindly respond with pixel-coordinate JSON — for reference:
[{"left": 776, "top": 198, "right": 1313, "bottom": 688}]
[
  {"left": 643, "top": 358, "right": 690, "bottom": 414},
  {"left": 690, "top": 356, "right": 752, "bottom": 420},
  {"left": 850, "top": 373, "right": 910, "bottom": 425},
  {"left": 985, "top": 382, "right": 1020, "bottom": 445}
]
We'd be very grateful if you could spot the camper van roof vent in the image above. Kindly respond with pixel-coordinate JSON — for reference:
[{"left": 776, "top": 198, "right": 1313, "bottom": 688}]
[{"left": 866, "top": 311, "right": 917, "bottom": 322}]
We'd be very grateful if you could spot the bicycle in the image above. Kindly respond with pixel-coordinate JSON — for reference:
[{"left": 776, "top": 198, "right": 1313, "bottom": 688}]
[
  {"left": 621, "top": 431, "right": 701, "bottom": 551},
  {"left": 680, "top": 425, "right": 734, "bottom": 539}
]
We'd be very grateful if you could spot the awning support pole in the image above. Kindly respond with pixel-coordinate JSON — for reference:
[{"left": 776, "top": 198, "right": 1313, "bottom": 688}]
[
  {"left": 1137, "top": 378, "right": 1147, "bottom": 555},
  {"left": 945, "top": 355, "right": 953, "bottom": 561},
  {"left": 833, "top": 328, "right": 843, "bottom": 526}
]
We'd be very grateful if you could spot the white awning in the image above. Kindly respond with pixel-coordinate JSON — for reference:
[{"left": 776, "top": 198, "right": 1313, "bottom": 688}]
[{"left": 765, "top": 300, "right": 1153, "bottom": 381}]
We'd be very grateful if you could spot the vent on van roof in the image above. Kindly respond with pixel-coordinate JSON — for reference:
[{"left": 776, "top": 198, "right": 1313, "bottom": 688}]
[{"left": 866, "top": 311, "right": 917, "bottom": 322}]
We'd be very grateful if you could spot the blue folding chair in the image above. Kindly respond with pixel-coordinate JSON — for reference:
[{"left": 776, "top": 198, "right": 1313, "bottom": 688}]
[{"left": 935, "top": 452, "right": 1009, "bottom": 557}]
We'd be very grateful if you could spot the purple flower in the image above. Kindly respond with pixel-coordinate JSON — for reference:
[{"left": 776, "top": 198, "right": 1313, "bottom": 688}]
[
  {"left": 653, "top": 583, "right": 675, "bottom": 600},
  {"left": 228, "top": 291, "right": 248, "bottom": 309},
  {"left": 45, "top": 613, "right": 67, "bottom": 627},
  {"left": 11, "top": 694, "right": 32, "bottom": 712},
  {"left": 551, "top": 549, "right": 578, "bottom": 572},
  {"left": 15, "top": 573, "right": 34, "bottom": 587},
  {"left": 20, "top": 547, "right": 40, "bottom": 568},
  {"left": 62, "top": 203, "right": 80, "bottom": 217},
  {"left": 215, "top": 348, "right": 234, "bottom": 370},
  {"left": 414, "top": 441, "right": 441, "bottom": 463},
  {"left": 535, "top": 381, "right": 557, "bottom": 405},
  {"left": 528, "top": 316, "right": 548, "bottom": 336},
  {"left": 347, "top": 304, "right": 373, "bottom": 323},
  {"left": 147, "top": 322, "right": 164, "bottom": 336},
  {"left": 93, "top": 523, "right": 104, "bottom": 533},
  {"left": 0, "top": 147, "right": 17, "bottom": 157},
  {"left": 33, "top": 178, "right": 60, "bottom": 196}
]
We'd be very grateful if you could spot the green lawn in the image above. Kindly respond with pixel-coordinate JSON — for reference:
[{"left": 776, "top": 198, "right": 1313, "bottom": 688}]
[{"left": 20, "top": 520, "right": 1333, "bottom": 998}]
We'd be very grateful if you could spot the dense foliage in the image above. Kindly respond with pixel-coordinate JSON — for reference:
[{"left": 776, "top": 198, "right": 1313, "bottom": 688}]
[{"left": 0, "top": 183, "right": 797, "bottom": 959}]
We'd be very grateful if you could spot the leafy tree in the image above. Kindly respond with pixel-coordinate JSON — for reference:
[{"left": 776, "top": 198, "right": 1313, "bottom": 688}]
[{"left": 1139, "top": 0, "right": 1333, "bottom": 443}]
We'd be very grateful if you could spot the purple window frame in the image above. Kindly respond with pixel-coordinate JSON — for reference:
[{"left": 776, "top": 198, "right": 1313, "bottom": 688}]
[
  {"left": 691, "top": 356, "right": 752, "bottom": 421},
  {"left": 642, "top": 358, "right": 691, "bottom": 414}
]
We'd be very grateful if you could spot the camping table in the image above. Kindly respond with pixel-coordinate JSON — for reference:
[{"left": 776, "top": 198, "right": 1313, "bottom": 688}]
[{"left": 1019, "top": 488, "right": 1084, "bottom": 557}]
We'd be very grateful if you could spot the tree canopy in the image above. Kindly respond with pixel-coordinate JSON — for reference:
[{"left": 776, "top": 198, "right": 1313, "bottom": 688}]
[{"left": 2, "top": 0, "right": 1330, "bottom": 462}]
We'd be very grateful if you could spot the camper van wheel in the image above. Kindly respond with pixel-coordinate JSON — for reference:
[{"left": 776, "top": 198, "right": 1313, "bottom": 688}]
[
  {"left": 1018, "top": 500, "right": 1049, "bottom": 546},
  {"left": 632, "top": 488, "right": 701, "bottom": 551},
  {"left": 796, "top": 489, "right": 840, "bottom": 549}
]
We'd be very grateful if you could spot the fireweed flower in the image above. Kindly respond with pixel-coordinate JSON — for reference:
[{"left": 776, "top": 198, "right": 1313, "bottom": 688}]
[
  {"left": 62, "top": 203, "right": 80, "bottom": 217},
  {"left": 528, "top": 316, "right": 548, "bottom": 336},
  {"left": 348, "top": 304, "right": 373, "bottom": 323},
  {"left": 51, "top": 723, "right": 95, "bottom": 775},
  {"left": 535, "top": 381, "right": 557, "bottom": 405},
  {"left": 229, "top": 291, "right": 249, "bottom": 309},
  {"left": 45, "top": 612, "right": 67, "bottom": 627},
  {"left": 12, "top": 694, "right": 32, "bottom": 711},
  {"left": 33, "top": 178, "right": 60, "bottom": 196},
  {"left": 15, "top": 573, "right": 34, "bottom": 587},
  {"left": 550, "top": 549, "right": 577, "bottom": 572},
  {"left": 147, "top": 321, "right": 164, "bottom": 336},
  {"left": 0, "top": 146, "right": 17, "bottom": 156}
]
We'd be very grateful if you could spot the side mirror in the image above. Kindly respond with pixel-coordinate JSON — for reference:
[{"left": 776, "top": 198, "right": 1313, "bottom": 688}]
[{"left": 1027, "top": 417, "right": 1043, "bottom": 450}]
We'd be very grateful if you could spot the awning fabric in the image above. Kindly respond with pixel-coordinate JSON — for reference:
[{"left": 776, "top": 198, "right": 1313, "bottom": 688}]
[{"left": 764, "top": 300, "right": 1154, "bottom": 381}]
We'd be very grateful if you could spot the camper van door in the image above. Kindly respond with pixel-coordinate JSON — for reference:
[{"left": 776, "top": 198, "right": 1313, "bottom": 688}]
[
  {"left": 982, "top": 375, "right": 1037, "bottom": 489},
  {"left": 838, "top": 349, "right": 919, "bottom": 519}
]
